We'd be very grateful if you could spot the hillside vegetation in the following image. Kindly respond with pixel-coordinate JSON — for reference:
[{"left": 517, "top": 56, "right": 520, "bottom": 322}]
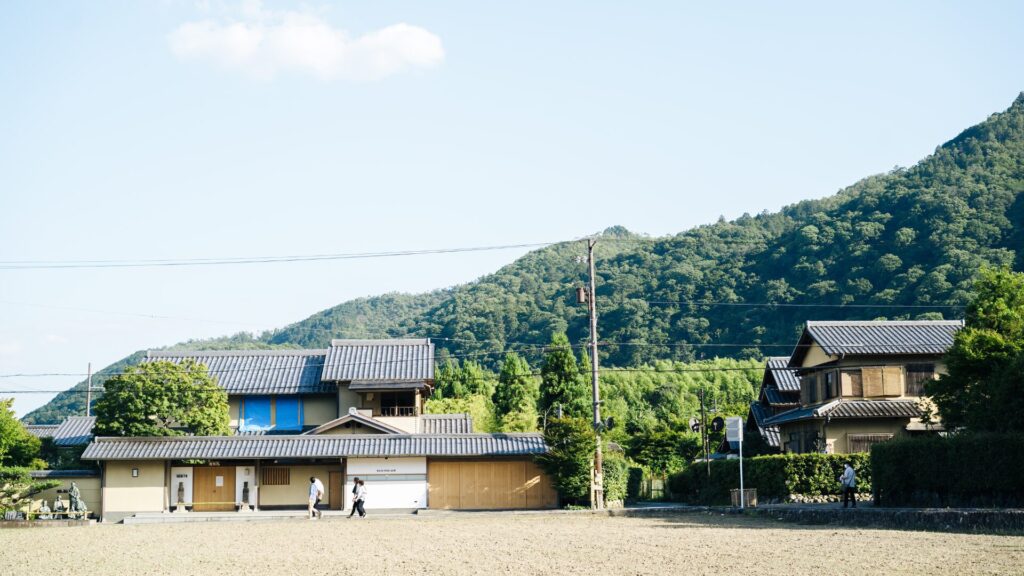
[{"left": 23, "top": 93, "right": 1024, "bottom": 424}]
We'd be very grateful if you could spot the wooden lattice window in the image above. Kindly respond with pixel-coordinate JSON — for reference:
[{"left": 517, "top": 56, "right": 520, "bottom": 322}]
[
  {"left": 261, "top": 467, "right": 290, "bottom": 486},
  {"left": 848, "top": 433, "right": 894, "bottom": 453},
  {"left": 905, "top": 364, "right": 935, "bottom": 397}
]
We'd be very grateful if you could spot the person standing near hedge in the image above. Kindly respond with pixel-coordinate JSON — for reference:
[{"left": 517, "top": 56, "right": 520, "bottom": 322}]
[{"left": 839, "top": 462, "right": 857, "bottom": 508}]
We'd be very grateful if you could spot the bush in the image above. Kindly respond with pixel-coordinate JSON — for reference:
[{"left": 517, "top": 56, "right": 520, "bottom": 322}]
[
  {"left": 872, "top": 433, "right": 1024, "bottom": 507},
  {"left": 627, "top": 466, "right": 646, "bottom": 500},
  {"left": 535, "top": 418, "right": 597, "bottom": 504},
  {"left": 668, "top": 453, "right": 871, "bottom": 505},
  {"left": 602, "top": 452, "right": 629, "bottom": 503}
]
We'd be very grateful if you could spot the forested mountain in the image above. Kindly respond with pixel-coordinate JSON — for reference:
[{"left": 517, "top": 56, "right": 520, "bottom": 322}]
[{"left": 23, "top": 93, "right": 1024, "bottom": 424}]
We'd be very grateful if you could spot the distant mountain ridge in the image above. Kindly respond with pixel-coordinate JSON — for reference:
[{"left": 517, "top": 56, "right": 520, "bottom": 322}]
[{"left": 23, "top": 93, "right": 1024, "bottom": 424}]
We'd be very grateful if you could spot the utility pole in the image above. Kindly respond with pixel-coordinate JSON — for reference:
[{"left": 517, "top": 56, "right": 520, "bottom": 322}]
[
  {"left": 86, "top": 362, "right": 92, "bottom": 417},
  {"left": 584, "top": 238, "right": 604, "bottom": 509},
  {"left": 699, "top": 385, "right": 710, "bottom": 478}
]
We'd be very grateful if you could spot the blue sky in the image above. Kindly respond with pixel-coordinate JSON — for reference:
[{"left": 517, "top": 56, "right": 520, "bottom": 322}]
[{"left": 2, "top": 1, "right": 1022, "bottom": 416}]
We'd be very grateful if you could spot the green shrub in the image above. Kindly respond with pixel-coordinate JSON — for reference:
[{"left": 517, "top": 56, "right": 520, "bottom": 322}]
[
  {"left": 872, "top": 433, "right": 1024, "bottom": 507},
  {"left": 602, "top": 453, "right": 629, "bottom": 503},
  {"left": 627, "top": 466, "right": 646, "bottom": 500},
  {"left": 668, "top": 453, "right": 871, "bottom": 505},
  {"left": 535, "top": 418, "right": 597, "bottom": 504}
]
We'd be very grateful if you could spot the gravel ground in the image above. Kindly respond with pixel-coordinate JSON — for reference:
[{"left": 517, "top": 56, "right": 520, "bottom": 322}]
[{"left": 2, "top": 512, "right": 1022, "bottom": 576}]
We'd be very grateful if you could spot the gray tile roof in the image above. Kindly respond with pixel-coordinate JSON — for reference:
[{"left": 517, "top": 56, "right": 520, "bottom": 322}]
[
  {"left": 828, "top": 399, "right": 923, "bottom": 419},
  {"left": 420, "top": 413, "right": 474, "bottom": 434},
  {"left": 800, "top": 320, "right": 963, "bottom": 359},
  {"left": 52, "top": 416, "right": 96, "bottom": 447},
  {"left": 766, "top": 357, "right": 801, "bottom": 392},
  {"left": 748, "top": 402, "right": 780, "bottom": 448},
  {"left": 82, "top": 433, "right": 547, "bottom": 461},
  {"left": 764, "top": 399, "right": 924, "bottom": 426},
  {"left": 322, "top": 339, "right": 434, "bottom": 382},
  {"left": 25, "top": 424, "right": 59, "bottom": 439},
  {"left": 763, "top": 387, "right": 799, "bottom": 407},
  {"left": 146, "top": 349, "right": 331, "bottom": 395}
]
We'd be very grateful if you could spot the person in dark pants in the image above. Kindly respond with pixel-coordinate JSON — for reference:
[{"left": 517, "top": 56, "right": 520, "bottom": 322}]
[
  {"left": 354, "top": 479, "right": 367, "bottom": 518},
  {"left": 840, "top": 462, "right": 857, "bottom": 508},
  {"left": 347, "top": 477, "right": 360, "bottom": 518}
]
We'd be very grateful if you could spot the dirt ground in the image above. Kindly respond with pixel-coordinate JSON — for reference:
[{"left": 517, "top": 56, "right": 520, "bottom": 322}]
[{"left": 2, "top": 512, "right": 1021, "bottom": 576}]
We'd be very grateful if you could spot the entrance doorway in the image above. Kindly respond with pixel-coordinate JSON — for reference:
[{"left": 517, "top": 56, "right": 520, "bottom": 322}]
[{"left": 193, "top": 467, "right": 236, "bottom": 512}]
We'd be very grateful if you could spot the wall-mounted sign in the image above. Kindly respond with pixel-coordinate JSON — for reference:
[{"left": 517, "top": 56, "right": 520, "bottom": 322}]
[{"left": 215, "top": 476, "right": 224, "bottom": 487}]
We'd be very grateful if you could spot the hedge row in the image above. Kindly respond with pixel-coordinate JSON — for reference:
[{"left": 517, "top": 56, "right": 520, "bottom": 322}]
[
  {"left": 668, "top": 453, "right": 872, "bottom": 505},
  {"left": 871, "top": 433, "right": 1024, "bottom": 507}
]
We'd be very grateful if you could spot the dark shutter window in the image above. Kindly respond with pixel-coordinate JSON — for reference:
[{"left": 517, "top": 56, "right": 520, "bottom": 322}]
[{"left": 905, "top": 364, "right": 935, "bottom": 396}]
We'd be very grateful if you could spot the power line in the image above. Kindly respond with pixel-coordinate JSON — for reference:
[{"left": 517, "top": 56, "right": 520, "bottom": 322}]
[
  {"left": 640, "top": 299, "right": 964, "bottom": 309},
  {"left": 0, "top": 242, "right": 557, "bottom": 270}
]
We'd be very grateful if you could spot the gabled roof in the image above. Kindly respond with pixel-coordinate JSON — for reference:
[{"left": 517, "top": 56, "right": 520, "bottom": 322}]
[
  {"left": 789, "top": 320, "right": 963, "bottom": 367},
  {"left": 762, "top": 387, "right": 799, "bottom": 407},
  {"left": 304, "top": 413, "right": 407, "bottom": 435},
  {"left": 421, "top": 413, "right": 474, "bottom": 434},
  {"left": 764, "top": 399, "right": 923, "bottom": 426},
  {"left": 52, "top": 416, "right": 96, "bottom": 447},
  {"left": 765, "top": 357, "right": 801, "bottom": 392},
  {"left": 748, "top": 402, "right": 780, "bottom": 448},
  {"left": 322, "top": 339, "right": 434, "bottom": 382},
  {"left": 25, "top": 424, "right": 59, "bottom": 439},
  {"left": 82, "top": 433, "right": 547, "bottom": 460},
  {"left": 146, "top": 349, "right": 331, "bottom": 395}
]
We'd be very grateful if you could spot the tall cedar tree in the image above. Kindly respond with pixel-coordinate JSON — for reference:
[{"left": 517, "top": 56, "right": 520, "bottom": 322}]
[
  {"left": 493, "top": 352, "right": 535, "bottom": 417},
  {"left": 927, "top": 268, "right": 1024, "bottom": 431},
  {"left": 539, "top": 333, "right": 589, "bottom": 419},
  {"left": 93, "top": 360, "right": 230, "bottom": 437}
]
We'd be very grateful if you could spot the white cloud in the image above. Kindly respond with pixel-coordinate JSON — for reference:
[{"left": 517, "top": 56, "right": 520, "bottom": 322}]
[
  {"left": 168, "top": 3, "right": 444, "bottom": 81},
  {"left": 43, "top": 334, "right": 69, "bottom": 345}
]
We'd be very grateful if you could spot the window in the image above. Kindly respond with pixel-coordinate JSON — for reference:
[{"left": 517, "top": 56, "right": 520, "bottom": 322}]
[
  {"left": 825, "top": 371, "right": 837, "bottom": 399},
  {"left": 275, "top": 397, "right": 303, "bottom": 431},
  {"left": 261, "top": 467, "right": 290, "bottom": 486},
  {"left": 808, "top": 374, "right": 818, "bottom": 403},
  {"left": 848, "top": 433, "right": 894, "bottom": 453},
  {"left": 379, "top": 391, "right": 417, "bottom": 416},
  {"left": 905, "top": 363, "right": 935, "bottom": 397},
  {"left": 241, "top": 396, "right": 272, "bottom": 431}
]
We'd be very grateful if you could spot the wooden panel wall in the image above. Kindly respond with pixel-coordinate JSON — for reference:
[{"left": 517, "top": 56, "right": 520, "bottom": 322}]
[{"left": 428, "top": 460, "right": 555, "bottom": 510}]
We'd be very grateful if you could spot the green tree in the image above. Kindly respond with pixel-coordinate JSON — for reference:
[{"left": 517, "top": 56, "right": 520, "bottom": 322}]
[
  {"left": 0, "top": 467, "right": 59, "bottom": 513},
  {"left": 493, "top": 352, "right": 536, "bottom": 417},
  {"left": 539, "top": 333, "right": 589, "bottom": 419},
  {"left": 423, "top": 395, "right": 498, "bottom": 433},
  {"left": 434, "top": 359, "right": 495, "bottom": 400},
  {"left": 627, "top": 429, "right": 702, "bottom": 476},
  {"left": 535, "top": 417, "right": 596, "bottom": 503},
  {"left": 93, "top": 360, "right": 230, "bottom": 437},
  {"left": 928, "top": 268, "right": 1024, "bottom": 431},
  {"left": 0, "top": 399, "right": 42, "bottom": 467}
]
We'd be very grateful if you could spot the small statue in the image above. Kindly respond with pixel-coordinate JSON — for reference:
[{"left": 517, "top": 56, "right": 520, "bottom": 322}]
[
  {"left": 69, "top": 482, "right": 87, "bottom": 514},
  {"left": 239, "top": 481, "right": 252, "bottom": 512},
  {"left": 177, "top": 481, "right": 186, "bottom": 505},
  {"left": 53, "top": 495, "right": 67, "bottom": 514},
  {"left": 38, "top": 500, "right": 52, "bottom": 520}
]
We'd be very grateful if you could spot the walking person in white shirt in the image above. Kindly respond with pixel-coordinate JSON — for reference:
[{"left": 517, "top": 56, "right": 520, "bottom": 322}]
[
  {"left": 353, "top": 479, "right": 367, "bottom": 518},
  {"left": 308, "top": 476, "right": 324, "bottom": 519},
  {"left": 839, "top": 463, "right": 857, "bottom": 508}
]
